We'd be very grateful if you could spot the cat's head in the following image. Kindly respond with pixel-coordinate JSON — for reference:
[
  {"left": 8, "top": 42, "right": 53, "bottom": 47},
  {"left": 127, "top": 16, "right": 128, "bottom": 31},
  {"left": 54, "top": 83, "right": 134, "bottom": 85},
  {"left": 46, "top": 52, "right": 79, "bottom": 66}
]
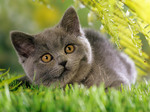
[{"left": 10, "top": 7, "right": 92, "bottom": 87}]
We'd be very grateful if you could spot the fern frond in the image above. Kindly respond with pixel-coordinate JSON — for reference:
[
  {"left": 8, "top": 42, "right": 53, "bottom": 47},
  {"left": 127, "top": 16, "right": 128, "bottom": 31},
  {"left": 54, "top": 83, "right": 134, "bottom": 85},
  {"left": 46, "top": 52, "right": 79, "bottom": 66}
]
[{"left": 78, "top": 0, "right": 150, "bottom": 76}]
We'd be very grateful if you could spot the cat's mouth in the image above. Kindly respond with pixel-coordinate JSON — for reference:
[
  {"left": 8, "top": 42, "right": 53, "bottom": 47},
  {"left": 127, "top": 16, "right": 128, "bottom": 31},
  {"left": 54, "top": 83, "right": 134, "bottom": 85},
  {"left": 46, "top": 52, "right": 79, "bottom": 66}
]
[
  {"left": 40, "top": 68, "right": 70, "bottom": 84},
  {"left": 58, "top": 68, "right": 69, "bottom": 78}
]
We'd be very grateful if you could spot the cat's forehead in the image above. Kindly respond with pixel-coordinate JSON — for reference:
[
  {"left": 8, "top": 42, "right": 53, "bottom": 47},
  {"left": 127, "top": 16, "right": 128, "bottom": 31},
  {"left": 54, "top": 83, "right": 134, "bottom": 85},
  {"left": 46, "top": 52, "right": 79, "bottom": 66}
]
[
  {"left": 37, "top": 28, "right": 66, "bottom": 40},
  {"left": 35, "top": 28, "right": 77, "bottom": 49}
]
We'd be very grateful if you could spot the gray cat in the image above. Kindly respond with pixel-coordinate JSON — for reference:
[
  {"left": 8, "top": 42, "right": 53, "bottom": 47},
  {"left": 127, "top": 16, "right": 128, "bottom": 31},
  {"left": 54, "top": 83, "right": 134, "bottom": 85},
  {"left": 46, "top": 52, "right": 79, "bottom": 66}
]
[{"left": 10, "top": 7, "right": 136, "bottom": 89}]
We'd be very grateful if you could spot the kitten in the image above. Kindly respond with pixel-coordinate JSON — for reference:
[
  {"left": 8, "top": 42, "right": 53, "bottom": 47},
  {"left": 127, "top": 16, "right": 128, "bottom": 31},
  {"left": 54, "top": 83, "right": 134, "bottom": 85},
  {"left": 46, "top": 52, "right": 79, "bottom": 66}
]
[{"left": 10, "top": 6, "right": 136, "bottom": 89}]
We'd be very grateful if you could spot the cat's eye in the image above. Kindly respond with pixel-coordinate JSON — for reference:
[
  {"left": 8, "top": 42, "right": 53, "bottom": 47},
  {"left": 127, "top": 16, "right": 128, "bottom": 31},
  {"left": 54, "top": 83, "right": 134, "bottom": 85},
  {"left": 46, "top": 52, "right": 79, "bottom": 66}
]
[
  {"left": 41, "top": 53, "right": 53, "bottom": 63},
  {"left": 65, "top": 44, "right": 75, "bottom": 54}
]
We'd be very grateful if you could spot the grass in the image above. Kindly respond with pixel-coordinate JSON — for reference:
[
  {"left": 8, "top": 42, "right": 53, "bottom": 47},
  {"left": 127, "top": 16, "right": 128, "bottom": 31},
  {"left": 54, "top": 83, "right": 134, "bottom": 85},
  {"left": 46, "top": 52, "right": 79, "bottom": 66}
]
[{"left": 0, "top": 69, "right": 150, "bottom": 112}]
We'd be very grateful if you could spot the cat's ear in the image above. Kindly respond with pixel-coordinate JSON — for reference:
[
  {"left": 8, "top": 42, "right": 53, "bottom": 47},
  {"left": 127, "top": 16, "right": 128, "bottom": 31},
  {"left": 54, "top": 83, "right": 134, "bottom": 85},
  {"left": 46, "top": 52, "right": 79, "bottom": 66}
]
[
  {"left": 10, "top": 31, "right": 35, "bottom": 59},
  {"left": 58, "top": 6, "right": 81, "bottom": 36}
]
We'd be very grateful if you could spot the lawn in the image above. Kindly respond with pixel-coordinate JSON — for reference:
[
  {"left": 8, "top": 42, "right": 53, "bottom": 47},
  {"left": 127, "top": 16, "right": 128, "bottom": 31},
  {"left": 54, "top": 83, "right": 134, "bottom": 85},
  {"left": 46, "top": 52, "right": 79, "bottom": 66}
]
[{"left": 0, "top": 69, "right": 150, "bottom": 112}]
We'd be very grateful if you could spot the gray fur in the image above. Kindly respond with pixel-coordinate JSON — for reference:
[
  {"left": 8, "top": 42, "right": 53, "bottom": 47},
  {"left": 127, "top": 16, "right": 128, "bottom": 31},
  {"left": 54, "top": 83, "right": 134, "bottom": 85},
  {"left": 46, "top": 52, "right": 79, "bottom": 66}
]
[{"left": 10, "top": 7, "right": 136, "bottom": 88}]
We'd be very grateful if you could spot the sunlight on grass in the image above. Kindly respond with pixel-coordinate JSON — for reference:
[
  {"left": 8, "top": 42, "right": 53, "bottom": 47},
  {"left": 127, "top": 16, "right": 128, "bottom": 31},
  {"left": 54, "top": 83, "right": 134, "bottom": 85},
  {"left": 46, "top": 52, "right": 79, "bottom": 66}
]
[
  {"left": 0, "top": 81, "right": 150, "bottom": 111},
  {"left": 0, "top": 67, "right": 149, "bottom": 112},
  {"left": 0, "top": 69, "right": 149, "bottom": 112}
]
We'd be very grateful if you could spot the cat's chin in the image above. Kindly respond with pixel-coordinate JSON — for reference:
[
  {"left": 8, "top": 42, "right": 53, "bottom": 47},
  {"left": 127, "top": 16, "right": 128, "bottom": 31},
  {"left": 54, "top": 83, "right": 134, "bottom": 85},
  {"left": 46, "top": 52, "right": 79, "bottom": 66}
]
[{"left": 40, "top": 69, "right": 74, "bottom": 87}]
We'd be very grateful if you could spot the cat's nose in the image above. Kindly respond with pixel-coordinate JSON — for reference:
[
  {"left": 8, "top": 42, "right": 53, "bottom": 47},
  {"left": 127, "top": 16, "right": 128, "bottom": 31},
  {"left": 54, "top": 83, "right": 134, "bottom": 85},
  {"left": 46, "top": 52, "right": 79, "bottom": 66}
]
[
  {"left": 57, "top": 55, "right": 67, "bottom": 67},
  {"left": 59, "top": 61, "right": 67, "bottom": 67}
]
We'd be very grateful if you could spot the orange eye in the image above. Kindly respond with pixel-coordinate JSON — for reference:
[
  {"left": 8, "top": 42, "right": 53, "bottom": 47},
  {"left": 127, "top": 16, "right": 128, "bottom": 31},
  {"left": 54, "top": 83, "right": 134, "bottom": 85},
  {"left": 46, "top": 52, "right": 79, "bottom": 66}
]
[
  {"left": 65, "top": 44, "right": 75, "bottom": 54},
  {"left": 41, "top": 54, "right": 52, "bottom": 63}
]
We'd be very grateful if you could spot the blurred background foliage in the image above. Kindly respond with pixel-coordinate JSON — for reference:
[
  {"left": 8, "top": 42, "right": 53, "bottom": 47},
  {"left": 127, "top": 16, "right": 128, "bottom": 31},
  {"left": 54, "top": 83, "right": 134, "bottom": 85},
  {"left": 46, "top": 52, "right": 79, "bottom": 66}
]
[{"left": 0, "top": 0, "right": 150, "bottom": 80}]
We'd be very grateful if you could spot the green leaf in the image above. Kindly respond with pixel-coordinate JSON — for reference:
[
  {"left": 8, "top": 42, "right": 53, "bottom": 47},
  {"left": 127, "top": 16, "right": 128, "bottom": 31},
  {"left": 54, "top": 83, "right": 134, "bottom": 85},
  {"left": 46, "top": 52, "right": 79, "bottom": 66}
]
[
  {"left": 0, "top": 75, "right": 24, "bottom": 88},
  {"left": 0, "top": 69, "right": 6, "bottom": 72},
  {"left": 0, "top": 68, "right": 10, "bottom": 78}
]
